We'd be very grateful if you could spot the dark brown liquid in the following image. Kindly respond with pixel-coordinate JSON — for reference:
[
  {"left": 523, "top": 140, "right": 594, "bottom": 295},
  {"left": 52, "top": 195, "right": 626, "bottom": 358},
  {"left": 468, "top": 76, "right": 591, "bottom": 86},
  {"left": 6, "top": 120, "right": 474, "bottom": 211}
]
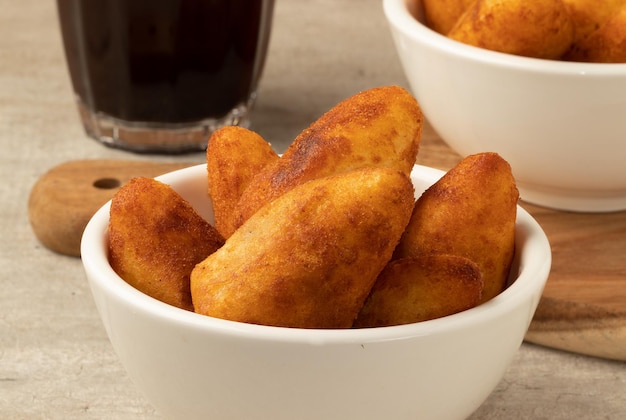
[{"left": 57, "top": 0, "right": 273, "bottom": 123}]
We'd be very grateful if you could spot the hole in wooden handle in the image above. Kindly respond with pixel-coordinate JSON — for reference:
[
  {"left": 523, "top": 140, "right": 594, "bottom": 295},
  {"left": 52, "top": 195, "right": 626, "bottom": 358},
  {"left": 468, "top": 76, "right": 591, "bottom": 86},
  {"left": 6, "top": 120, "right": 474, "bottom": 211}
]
[{"left": 93, "top": 178, "right": 122, "bottom": 189}]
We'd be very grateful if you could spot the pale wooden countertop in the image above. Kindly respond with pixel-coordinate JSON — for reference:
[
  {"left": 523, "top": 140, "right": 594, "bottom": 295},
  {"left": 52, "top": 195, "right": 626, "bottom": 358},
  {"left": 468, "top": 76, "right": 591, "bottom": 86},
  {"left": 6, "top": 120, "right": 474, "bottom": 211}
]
[{"left": 1, "top": 0, "right": 624, "bottom": 418}]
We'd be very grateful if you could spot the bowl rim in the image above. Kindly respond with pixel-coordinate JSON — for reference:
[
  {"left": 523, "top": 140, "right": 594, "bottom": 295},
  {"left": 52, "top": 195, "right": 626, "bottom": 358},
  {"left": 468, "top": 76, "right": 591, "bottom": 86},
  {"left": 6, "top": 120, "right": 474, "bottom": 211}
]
[
  {"left": 383, "top": 0, "right": 626, "bottom": 76},
  {"left": 81, "top": 163, "right": 551, "bottom": 346}
]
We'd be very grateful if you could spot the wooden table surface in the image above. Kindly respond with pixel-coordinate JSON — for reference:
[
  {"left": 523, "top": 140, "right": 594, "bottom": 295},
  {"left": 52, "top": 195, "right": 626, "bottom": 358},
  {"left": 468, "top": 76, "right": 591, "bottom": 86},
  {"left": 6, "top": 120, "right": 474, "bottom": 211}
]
[{"left": 1, "top": 0, "right": 624, "bottom": 419}]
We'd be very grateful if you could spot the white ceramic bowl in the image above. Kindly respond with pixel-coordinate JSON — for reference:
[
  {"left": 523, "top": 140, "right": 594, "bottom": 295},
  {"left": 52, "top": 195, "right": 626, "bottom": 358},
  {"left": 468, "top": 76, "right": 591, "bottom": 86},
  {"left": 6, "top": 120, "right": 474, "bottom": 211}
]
[
  {"left": 384, "top": 0, "right": 626, "bottom": 212},
  {"left": 81, "top": 164, "right": 551, "bottom": 420}
]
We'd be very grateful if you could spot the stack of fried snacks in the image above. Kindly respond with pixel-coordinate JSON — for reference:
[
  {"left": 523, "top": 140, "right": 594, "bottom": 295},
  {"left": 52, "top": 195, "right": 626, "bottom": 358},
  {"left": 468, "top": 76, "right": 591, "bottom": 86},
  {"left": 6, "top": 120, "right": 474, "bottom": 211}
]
[
  {"left": 422, "top": 0, "right": 626, "bottom": 63},
  {"left": 108, "top": 86, "right": 519, "bottom": 329},
  {"left": 356, "top": 153, "right": 519, "bottom": 327}
]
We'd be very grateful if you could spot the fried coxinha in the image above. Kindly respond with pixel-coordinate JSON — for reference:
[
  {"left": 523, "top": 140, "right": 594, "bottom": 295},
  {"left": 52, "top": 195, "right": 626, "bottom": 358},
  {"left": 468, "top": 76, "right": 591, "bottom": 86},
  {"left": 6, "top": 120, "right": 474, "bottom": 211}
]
[{"left": 108, "top": 86, "right": 518, "bottom": 329}]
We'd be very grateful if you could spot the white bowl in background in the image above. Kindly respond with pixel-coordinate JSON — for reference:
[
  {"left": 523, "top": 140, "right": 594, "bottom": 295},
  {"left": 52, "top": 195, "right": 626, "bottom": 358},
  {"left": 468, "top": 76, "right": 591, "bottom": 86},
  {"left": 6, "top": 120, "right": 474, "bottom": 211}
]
[{"left": 384, "top": 0, "right": 626, "bottom": 212}]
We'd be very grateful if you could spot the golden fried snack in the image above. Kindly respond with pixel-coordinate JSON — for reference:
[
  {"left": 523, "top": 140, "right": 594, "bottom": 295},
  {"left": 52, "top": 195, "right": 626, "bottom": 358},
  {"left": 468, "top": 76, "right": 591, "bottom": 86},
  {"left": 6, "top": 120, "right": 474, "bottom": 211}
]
[
  {"left": 353, "top": 255, "right": 483, "bottom": 328},
  {"left": 191, "top": 167, "right": 415, "bottom": 329},
  {"left": 562, "top": 0, "right": 626, "bottom": 45},
  {"left": 207, "top": 126, "right": 278, "bottom": 239},
  {"left": 422, "top": 0, "right": 475, "bottom": 35},
  {"left": 564, "top": 5, "right": 626, "bottom": 63},
  {"left": 448, "top": 0, "right": 574, "bottom": 59},
  {"left": 109, "top": 177, "right": 224, "bottom": 311},
  {"left": 394, "top": 152, "right": 518, "bottom": 303},
  {"left": 232, "top": 86, "right": 423, "bottom": 230}
]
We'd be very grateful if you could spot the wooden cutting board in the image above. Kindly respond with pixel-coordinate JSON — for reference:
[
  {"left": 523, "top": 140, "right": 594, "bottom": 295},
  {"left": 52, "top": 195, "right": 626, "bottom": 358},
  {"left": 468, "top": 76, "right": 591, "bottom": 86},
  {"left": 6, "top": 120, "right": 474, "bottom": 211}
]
[
  {"left": 28, "top": 158, "right": 626, "bottom": 361},
  {"left": 521, "top": 202, "right": 626, "bottom": 362}
]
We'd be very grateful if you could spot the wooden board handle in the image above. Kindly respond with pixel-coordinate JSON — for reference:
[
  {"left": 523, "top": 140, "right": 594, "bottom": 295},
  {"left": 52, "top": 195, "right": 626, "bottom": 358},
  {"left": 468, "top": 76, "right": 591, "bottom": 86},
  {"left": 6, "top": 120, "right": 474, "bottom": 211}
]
[{"left": 28, "top": 159, "right": 194, "bottom": 257}]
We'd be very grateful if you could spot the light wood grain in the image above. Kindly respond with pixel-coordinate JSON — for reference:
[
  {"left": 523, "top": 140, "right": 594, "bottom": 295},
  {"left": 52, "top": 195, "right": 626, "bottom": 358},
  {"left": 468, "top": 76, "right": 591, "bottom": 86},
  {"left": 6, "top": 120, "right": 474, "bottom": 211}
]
[{"left": 523, "top": 203, "right": 626, "bottom": 361}]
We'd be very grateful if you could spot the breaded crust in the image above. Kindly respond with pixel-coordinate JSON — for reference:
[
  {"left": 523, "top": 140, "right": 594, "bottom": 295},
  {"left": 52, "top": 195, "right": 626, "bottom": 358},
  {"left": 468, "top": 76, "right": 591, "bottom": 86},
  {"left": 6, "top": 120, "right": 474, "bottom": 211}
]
[
  {"left": 422, "top": 0, "right": 475, "bottom": 35},
  {"left": 232, "top": 86, "right": 423, "bottom": 230},
  {"left": 562, "top": 0, "right": 626, "bottom": 45},
  {"left": 448, "top": 0, "right": 574, "bottom": 59},
  {"left": 109, "top": 177, "right": 224, "bottom": 311},
  {"left": 207, "top": 126, "right": 278, "bottom": 238},
  {"left": 394, "top": 152, "right": 518, "bottom": 303},
  {"left": 191, "top": 167, "right": 415, "bottom": 329},
  {"left": 564, "top": 5, "right": 626, "bottom": 62},
  {"left": 354, "top": 254, "right": 483, "bottom": 327}
]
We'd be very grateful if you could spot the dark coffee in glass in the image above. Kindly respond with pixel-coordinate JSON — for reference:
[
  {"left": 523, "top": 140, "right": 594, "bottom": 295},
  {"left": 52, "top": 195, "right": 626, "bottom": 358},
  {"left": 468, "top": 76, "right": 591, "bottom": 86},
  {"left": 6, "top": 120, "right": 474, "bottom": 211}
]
[{"left": 57, "top": 0, "right": 274, "bottom": 152}]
